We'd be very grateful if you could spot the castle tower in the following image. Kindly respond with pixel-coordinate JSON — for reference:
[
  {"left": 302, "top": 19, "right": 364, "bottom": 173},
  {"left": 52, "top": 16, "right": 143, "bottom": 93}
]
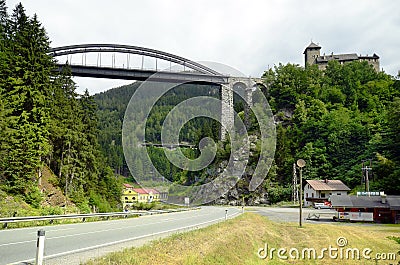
[{"left": 303, "top": 42, "right": 321, "bottom": 67}]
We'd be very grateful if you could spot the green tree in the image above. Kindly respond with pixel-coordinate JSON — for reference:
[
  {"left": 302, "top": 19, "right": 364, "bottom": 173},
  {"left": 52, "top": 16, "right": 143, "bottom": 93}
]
[
  {"left": 386, "top": 98, "right": 400, "bottom": 160},
  {"left": 1, "top": 4, "right": 52, "bottom": 203}
]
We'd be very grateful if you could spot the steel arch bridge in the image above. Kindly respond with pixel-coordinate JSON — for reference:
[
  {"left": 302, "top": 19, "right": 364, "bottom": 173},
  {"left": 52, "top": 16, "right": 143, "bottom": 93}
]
[
  {"left": 49, "top": 43, "right": 263, "bottom": 140},
  {"left": 49, "top": 44, "right": 229, "bottom": 84}
]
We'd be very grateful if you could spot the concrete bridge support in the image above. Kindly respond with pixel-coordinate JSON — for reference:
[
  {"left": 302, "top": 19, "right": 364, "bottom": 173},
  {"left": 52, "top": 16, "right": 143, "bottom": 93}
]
[
  {"left": 220, "top": 78, "right": 257, "bottom": 141},
  {"left": 220, "top": 83, "right": 234, "bottom": 141}
]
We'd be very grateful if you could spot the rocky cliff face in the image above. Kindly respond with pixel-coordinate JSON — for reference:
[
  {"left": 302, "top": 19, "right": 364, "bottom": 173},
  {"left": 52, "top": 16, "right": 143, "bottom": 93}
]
[
  {"left": 213, "top": 174, "right": 269, "bottom": 206},
  {"left": 212, "top": 135, "right": 270, "bottom": 206}
]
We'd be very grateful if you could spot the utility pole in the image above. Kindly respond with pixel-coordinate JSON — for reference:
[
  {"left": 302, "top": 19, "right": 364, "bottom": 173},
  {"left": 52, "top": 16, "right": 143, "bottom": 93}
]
[
  {"left": 292, "top": 163, "right": 298, "bottom": 204},
  {"left": 362, "top": 159, "right": 372, "bottom": 194}
]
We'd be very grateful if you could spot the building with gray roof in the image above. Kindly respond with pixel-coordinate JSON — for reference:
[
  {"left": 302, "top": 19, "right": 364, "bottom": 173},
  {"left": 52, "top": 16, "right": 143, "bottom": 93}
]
[
  {"left": 330, "top": 194, "right": 400, "bottom": 223},
  {"left": 303, "top": 42, "right": 380, "bottom": 71}
]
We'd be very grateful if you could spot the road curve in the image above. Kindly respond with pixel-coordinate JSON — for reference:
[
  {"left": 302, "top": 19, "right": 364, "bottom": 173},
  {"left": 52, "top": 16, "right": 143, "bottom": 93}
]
[{"left": 0, "top": 206, "right": 240, "bottom": 265}]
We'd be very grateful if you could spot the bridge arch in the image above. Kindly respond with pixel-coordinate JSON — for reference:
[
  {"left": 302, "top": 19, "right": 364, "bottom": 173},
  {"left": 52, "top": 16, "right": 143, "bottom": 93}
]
[
  {"left": 49, "top": 43, "right": 265, "bottom": 141},
  {"left": 49, "top": 44, "right": 221, "bottom": 76}
]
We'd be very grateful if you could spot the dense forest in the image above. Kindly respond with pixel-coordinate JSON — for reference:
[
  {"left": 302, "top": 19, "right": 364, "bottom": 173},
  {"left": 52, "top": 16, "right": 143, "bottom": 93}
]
[
  {"left": 95, "top": 83, "right": 223, "bottom": 185},
  {"left": 263, "top": 62, "right": 400, "bottom": 200},
  {"left": 0, "top": 1, "right": 121, "bottom": 214},
  {"left": 1, "top": 0, "right": 399, "bottom": 214},
  {"left": 95, "top": 61, "right": 400, "bottom": 203}
]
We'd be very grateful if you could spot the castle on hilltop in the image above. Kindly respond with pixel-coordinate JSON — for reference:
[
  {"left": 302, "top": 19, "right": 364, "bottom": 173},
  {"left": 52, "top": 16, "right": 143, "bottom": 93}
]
[{"left": 303, "top": 42, "right": 380, "bottom": 71}]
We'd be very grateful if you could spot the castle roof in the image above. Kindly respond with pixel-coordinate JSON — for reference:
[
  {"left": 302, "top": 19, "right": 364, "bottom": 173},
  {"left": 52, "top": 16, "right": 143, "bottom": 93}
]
[
  {"left": 303, "top": 42, "right": 321, "bottom": 54},
  {"left": 359, "top": 53, "right": 380, "bottom": 59},
  {"left": 316, "top": 53, "right": 359, "bottom": 63}
]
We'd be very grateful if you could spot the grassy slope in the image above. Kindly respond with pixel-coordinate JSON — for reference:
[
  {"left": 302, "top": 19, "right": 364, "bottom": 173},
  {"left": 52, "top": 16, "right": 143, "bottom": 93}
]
[
  {"left": 0, "top": 166, "right": 83, "bottom": 229},
  {"left": 85, "top": 213, "right": 400, "bottom": 265}
]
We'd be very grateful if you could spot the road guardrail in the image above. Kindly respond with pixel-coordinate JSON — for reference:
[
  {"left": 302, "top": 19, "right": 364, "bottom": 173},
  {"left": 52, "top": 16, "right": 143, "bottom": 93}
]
[{"left": 0, "top": 207, "right": 199, "bottom": 228}]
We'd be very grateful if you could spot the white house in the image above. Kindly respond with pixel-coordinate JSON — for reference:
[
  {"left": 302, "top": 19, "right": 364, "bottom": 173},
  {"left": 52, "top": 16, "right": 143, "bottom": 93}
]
[{"left": 304, "top": 179, "right": 350, "bottom": 207}]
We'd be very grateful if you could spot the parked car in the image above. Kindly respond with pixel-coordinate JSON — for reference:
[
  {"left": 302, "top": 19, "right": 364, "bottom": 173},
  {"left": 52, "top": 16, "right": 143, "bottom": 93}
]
[{"left": 314, "top": 202, "right": 331, "bottom": 209}]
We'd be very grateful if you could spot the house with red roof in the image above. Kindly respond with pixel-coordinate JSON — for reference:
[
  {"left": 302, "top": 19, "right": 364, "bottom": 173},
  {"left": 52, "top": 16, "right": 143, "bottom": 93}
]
[
  {"left": 122, "top": 184, "right": 165, "bottom": 209},
  {"left": 304, "top": 179, "right": 350, "bottom": 207},
  {"left": 133, "top": 188, "right": 160, "bottom": 203}
]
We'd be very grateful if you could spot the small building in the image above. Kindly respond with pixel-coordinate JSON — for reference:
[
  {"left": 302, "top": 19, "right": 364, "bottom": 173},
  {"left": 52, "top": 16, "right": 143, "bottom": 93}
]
[
  {"left": 304, "top": 179, "right": 350, "bottom": 207},
  {"left": 122, "top": 184, "right": 139, "bottom": 209},
  {"left": 304, "top": 42, "right": 380, "bottom": 71},
  {"left": 121, "top": 184, "right": 164, "bottom": 209},
  {"left": 330, "top": 194, "right": 400, "bottom": 223},
  {"left": 133, "top": 188, "right": 161, "bottom": 203}
]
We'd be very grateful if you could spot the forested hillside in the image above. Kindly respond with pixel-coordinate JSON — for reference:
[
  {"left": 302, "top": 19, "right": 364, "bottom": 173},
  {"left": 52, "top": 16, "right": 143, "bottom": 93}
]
[
  {"left": 0, "top": 1, "right": 121, "bottom": 214},
  {"left": 1, "top": 0, "right": 399, "bottom": 212},
  {"left": 95, "top": 61, "right": 400, "bottom": 204},
  {"left": 95, "top": 83, "right": 223, "bottom": 184},
  {"left": 263, "top": 62, "right": 400, "bottom": 198}
]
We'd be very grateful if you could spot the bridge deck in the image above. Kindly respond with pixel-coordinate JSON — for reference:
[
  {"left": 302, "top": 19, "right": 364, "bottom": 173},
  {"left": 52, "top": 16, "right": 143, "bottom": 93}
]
[{"left": 56, "top": 64, "right": 229, "bottom": 84}]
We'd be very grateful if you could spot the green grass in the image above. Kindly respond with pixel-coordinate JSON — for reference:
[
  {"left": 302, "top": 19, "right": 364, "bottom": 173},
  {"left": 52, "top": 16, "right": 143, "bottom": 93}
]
[
  {"left": 0, "top": 189, "right": 142, "bottom": 229},
  {"left": 84, "top": 213, "right": 400, "bottom": 265}
]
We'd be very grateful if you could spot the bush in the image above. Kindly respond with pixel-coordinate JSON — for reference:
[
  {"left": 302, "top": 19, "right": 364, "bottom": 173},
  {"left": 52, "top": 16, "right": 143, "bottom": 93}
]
[
  {"left": 40, "top": 206, "right": 64, "bottom": 216},
  {"left": 76, "top": 202, "right": 91, "bottom": 214},
  {"left": 88, "top": 191, "right": 113, "bottom": 213},
  {"left": 24, "top": 185, "right": 43, "bottom": 208},
  {"left": 267, "top": 185, "right": 291, "bottom": 204},
  {"left": 130, "top": 202, "right": 156, "bottom": 210}
]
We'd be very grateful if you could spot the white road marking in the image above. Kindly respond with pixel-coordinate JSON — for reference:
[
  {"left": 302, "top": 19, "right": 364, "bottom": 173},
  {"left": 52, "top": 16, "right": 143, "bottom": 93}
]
[
  {"left": 29, "top": 227, "right": 75, "bottom": 235},
  {"left": 0, "top": 209, "right": 217, "bottom": 247},
  {"left": 46, "top": 211, "right": 219, "bottom": 240},
  {"left": 10, "top": 210, "right": 241, "bottom": 265},
  {"left": 0, "top": 239, "right": 36, "bottom": 247}
]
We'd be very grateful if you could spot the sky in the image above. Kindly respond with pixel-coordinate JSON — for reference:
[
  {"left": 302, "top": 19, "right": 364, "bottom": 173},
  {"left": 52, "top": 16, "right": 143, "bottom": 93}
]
[{"left": 5, "top": 0, "right": 400, "bottom": 95}]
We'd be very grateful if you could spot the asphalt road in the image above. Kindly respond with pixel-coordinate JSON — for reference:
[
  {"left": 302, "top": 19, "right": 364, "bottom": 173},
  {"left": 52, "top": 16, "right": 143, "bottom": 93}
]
[
  {"left": 0, "top": 206, "right": 240, "bottom": 265},
  {"left": 249, "top": 206, "right": 336, "bottom": 223}
]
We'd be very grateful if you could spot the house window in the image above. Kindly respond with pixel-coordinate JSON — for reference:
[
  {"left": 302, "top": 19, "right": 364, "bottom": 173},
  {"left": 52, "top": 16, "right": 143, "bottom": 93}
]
[
  {"left": 132, "top": 197, "right": 136, "bottom": 200},
  {"left": 129, "top": 191, "right": 131, "bottom": 193},
  {"left": 337, "top": 193, "right": 341, "bottom": 195},
  {"left": 125, "top": 197, "right": 128, "bottom": 200},
  {"left": 306, "top": 193, "right": 308, "bottom": 198},
  {"left": 321, "top": 193, "right": 325, "bottom": 198},
  {"left": 311, "top": 193, "right": 314, "bottom": 198}
]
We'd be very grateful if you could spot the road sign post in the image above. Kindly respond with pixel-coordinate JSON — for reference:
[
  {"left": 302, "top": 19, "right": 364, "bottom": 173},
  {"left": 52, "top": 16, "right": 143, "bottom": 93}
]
[
  {"left": 36, "top": 229, "right": 45, "bottom": 265},
  {"left": 184, "top": 197, "right": 190, "bottom": 207}
]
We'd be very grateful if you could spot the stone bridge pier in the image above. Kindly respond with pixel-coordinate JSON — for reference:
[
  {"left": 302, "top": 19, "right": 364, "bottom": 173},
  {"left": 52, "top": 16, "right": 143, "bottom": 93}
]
[{"left": 220, "top": 77, "right": 262, "bottom": 140}]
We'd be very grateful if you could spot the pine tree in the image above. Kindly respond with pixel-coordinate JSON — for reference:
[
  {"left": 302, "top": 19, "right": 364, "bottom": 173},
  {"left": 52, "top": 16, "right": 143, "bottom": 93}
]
[
  {"left": 1, "top": 4, "right": 52, "bottom": 203},
  {"left": 0, "top": 0, "right": 8, "bottom": 81},
  {"left": 0, "top": 0, "right": 7, "bottom": 187},
  {"left": 0, "top": 0, "right": 7, "bottom": 37},
  {"left": 48, "top": 65, "right": 80, "bottom": 200}
]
